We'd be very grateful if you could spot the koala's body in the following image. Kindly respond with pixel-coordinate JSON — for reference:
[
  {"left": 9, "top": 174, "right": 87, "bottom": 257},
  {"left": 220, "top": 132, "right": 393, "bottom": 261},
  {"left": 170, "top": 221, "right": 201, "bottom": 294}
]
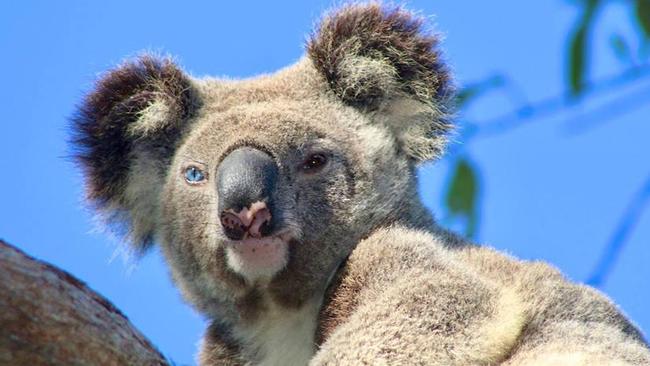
[{"left": 73, "top": 3, "right": 650, "bottom": 365}]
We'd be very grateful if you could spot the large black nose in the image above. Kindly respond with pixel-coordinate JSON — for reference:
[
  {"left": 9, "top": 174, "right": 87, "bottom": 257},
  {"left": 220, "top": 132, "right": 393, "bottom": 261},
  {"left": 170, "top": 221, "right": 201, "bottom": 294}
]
[{"left": 216, "top": 147, "right": 278, "bottom": 240}]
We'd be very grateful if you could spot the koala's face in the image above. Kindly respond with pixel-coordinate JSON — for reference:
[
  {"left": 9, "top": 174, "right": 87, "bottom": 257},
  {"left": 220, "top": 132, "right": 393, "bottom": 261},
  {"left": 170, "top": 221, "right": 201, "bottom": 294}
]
[
  {"left": 73, "top": 4, "right": 453, "bottom": 316},
  {"left": 161, "top": 70, "right": 425, "bottom": 312},
  {"left": 163, "top": 89, "right": 366, "bottom": 303}
]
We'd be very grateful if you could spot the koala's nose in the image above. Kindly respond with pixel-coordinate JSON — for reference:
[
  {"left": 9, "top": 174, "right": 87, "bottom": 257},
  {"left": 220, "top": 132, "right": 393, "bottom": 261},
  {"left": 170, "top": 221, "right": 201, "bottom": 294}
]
[
  {"left": 216, "top": 147, "right": 278, "bottom": 240},
  {"left": 220, "top": 202, "right": 272, "bottom": 240}
]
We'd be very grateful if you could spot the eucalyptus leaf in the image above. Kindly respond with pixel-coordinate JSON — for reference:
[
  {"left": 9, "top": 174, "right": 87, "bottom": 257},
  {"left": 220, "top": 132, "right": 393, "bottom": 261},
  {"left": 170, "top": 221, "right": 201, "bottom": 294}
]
[
  {"left": 609, "top": 33, "right": 632, "bottom": 63},
  {"left": 636, "top": 0, "right": 650, "bottom": 39},
  {"left": 445, "top": 158, "right": 480, "bottom": 238},
  {"left": 567, "top": 0, "right": 599, "bottom": 97},
  {"left": 455, "top": 86, "right": 482, "bottom": 108},
  {"left": 569, "top": 25, "right": 588, "bottom": 96}
]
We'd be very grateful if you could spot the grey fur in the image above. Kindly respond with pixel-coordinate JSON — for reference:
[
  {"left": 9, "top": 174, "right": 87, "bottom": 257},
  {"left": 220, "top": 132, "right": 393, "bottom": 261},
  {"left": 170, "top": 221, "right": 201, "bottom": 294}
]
[{"left": 73, "top": 3, "right": 650, "bottom": 365}]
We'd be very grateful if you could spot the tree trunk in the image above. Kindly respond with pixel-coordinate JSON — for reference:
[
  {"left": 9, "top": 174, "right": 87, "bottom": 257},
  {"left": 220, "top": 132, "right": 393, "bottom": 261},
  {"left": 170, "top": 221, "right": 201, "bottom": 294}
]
[{"left": 0, "top": 239, "right": 170, "bottom": 366}]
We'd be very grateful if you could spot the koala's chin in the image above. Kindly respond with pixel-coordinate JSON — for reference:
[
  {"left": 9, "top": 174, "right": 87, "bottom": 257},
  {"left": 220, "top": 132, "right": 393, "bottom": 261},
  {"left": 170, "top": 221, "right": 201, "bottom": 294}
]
[{"left": 222, "top": 235, "right": 291, "bottom": 283}]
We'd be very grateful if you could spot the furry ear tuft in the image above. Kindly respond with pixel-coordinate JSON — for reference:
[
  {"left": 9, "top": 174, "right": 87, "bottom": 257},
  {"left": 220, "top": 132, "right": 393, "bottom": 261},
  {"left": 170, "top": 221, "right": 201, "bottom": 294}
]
[
  {"left": 71, "top": 55, "right": 196, "bottom": 251},
  {"left": 307, "top": 3, "right": 455, "bottom": 161}
]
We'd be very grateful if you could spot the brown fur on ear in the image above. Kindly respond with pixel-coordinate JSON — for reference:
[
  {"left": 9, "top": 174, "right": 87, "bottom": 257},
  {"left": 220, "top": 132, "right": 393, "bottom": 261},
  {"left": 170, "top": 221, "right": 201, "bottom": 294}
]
[
  {"left": 307, "top": 3, "right": 455, "bottom": 162},
  {"left": 308, "top": 2, "right": 452, "bottom": 108},
  {"left": 71, "top": 55, "right": 196, "bottom": 250}
]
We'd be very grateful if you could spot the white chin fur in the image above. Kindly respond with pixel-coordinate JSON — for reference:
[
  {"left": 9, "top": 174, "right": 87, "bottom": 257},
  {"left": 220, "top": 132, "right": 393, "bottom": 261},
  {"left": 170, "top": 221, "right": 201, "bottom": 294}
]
[{"left": 225, "top": 237, "right": 289, "bottom": 283}]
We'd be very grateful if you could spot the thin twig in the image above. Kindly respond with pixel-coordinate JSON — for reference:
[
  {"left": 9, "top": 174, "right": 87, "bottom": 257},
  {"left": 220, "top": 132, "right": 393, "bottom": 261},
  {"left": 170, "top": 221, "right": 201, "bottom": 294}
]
[
  {"left": 460, "top": 64, "right": 650, "bottom": 140},
  {"left": 562, "top": 83, "right": 650, "bottom": 135},
  {"left": 586, "top": 174, "right": 650, "bottom": 287}
]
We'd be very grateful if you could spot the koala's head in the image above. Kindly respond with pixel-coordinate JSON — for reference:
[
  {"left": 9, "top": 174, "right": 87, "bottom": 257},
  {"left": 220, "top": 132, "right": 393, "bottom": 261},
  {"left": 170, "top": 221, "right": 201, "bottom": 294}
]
[{"left": 73, "top": 3, "right": 453, "bottom": 317}]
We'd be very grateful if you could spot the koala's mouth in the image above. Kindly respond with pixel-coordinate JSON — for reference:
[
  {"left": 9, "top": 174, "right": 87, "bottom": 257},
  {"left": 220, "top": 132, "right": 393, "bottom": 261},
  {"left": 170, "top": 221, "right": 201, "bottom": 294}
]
[{"left": 223, "top": 231, "right": 293, "bottom": 283}]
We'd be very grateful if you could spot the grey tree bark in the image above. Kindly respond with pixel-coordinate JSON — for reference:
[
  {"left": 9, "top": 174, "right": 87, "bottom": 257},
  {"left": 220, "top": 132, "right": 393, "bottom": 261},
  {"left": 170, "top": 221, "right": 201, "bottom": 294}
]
[{"left": 0, "top": 239, "right": 170, "bottom": 366}]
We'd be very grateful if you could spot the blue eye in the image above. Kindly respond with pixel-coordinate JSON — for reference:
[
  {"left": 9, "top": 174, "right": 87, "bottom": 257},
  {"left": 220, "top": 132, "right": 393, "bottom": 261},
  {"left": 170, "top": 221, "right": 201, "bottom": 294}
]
[{"left": 184, "top": 166, "right": 206, "bottom": 184}]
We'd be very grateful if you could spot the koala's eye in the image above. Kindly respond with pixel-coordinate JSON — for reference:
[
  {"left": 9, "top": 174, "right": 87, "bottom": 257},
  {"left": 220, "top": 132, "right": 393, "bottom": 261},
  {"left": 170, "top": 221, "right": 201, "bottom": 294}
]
[
  {"left": 301, "top": 153, "right": 328, "bottom": 174},
  {"left": 184, "top": 166, "right": 206, "bottom": 184}
]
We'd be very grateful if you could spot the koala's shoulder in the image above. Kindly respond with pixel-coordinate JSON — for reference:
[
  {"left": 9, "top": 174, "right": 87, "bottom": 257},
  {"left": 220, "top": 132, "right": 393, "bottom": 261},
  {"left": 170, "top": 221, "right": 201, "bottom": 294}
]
[
  {"left": 316, "top": 227, "right": 531, "bottom": 363},
  {"left": 316, "top": 226, "right": 476, "bottom": 343},
  {"left": 316, "top": 226, "right": 564, "bottom": 344}
]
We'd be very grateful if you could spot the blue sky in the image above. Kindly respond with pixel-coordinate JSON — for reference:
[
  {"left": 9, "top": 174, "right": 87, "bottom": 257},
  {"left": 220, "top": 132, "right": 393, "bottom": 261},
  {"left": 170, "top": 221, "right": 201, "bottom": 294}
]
[{"left": 1, "top": 1, "right": 648, "bottom": 364}]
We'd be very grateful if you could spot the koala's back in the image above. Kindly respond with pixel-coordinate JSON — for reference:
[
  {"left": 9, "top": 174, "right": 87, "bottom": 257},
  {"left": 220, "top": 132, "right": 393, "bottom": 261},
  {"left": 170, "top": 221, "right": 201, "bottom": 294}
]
[
  {"left": 313, "top": 226, "right": 650, "bottom": 365},
  {"left": 457, "top": 244, "right": 649, "bottom": 365}
]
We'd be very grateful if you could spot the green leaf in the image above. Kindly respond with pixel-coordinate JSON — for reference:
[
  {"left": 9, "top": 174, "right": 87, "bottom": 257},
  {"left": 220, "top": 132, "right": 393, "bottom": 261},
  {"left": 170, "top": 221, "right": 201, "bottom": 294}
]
[
  {"left": 609, "top": 33, "right": 632, "bottom": 63},
  {"left": 569, "top": 24, "right": 588, "bottom": 96},
  {"left": 455, "top": 86, "right": 482, "bottom": 108},
  {"left": 567, "top": 0, "right": 599, "bottom": 97},
  {"left": 444, "top": 158, "right": 480, "bottom": 238},
  {"left": 636, "top": 0, "right": 650, "bottom": 39}
]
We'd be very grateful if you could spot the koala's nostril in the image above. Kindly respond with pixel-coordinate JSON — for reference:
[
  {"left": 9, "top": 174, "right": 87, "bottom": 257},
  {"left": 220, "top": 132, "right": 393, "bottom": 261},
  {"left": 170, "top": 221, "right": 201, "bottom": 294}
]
[
  {"left": 220, "top": 202, "right": 273, "bottom": 240},
  {"left": 247, "top": 207, "right": 271, "bottom": 238},
  {"left": 220, "top": 212, "right": 247, "bottom": 241}
]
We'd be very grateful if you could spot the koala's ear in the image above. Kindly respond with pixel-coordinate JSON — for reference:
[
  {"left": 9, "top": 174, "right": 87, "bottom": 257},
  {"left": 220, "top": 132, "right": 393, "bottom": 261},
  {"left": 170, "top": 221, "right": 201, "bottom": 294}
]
[
  {"left": 72, "top": 55, "right": 198, "bottom": 252},
  {"left": 307, "top": 3, "right": 455, "bottom": 162}
]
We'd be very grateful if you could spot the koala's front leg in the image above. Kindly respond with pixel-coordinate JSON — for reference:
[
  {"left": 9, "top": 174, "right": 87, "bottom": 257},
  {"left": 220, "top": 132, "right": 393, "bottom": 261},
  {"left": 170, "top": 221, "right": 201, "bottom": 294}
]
[{"left": 198, "top": 322, "right": 246, "bottom": 366}]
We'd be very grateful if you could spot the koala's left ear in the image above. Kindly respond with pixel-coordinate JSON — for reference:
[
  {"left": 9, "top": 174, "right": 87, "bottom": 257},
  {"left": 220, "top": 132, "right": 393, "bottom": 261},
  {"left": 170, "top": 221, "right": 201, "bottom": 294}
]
[
  {"left": 307, "top": 3, "right": 455, "bottom": 162},
  {"left": 72, "top": 55, "right": 198, "bottom": 251}
]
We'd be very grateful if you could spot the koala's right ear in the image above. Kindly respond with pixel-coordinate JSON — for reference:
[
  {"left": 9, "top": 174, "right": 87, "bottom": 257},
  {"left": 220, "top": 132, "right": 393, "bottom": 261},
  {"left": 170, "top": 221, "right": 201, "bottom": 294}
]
[
  {"left": 72, "top": 55, "right": 198, "bottom": 252},
  {"left": 307, "top": 3, "right": 455, "bottom": 163}
]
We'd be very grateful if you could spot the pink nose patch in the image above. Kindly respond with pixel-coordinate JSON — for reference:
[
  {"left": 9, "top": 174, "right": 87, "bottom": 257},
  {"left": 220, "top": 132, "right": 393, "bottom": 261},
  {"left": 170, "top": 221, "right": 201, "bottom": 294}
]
[{"left": 220, "top": 201, "right": 271, "bottom": 239}]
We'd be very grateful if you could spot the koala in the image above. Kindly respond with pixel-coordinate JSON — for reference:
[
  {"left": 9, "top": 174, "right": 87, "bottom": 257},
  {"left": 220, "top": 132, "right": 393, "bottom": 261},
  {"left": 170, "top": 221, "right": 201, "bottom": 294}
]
[{"left": 72, "top": 3, "right": 650, "bottom": 365}]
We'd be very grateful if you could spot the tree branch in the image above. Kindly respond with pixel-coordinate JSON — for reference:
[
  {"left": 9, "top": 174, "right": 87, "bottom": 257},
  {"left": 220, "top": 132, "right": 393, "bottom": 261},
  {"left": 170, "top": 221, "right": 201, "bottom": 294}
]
[{"left": 0, "top": 240, "right": 170, "bottom": 366}]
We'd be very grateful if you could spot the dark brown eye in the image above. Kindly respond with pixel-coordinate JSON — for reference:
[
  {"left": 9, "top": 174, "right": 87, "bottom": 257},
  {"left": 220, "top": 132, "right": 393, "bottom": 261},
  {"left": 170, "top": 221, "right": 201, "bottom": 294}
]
[{"left": 301, "top": 153, "right": 328, "bottom": 173}]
